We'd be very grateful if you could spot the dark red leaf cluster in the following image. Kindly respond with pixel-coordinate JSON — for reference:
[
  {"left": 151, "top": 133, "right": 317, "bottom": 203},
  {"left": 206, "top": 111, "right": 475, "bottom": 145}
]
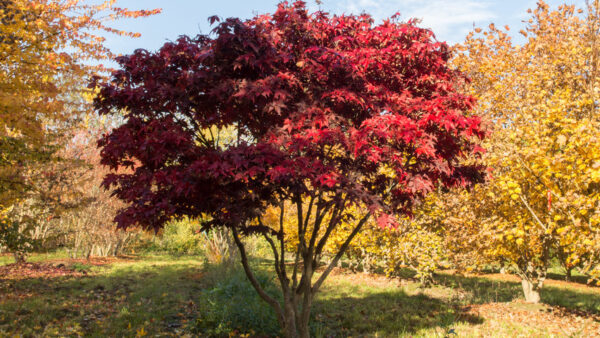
[{"left": 93, "top": 1, "right": 485, "bottom": 232}]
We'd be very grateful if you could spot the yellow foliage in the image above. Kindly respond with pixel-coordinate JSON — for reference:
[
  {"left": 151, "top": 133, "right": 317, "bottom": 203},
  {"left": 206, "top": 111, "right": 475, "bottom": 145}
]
[
  {"left": 0, "top": 0, "right": 159, "bottom": 206},
  {"left": 453, "top": 0, "right": 600, "bottom": 283}
]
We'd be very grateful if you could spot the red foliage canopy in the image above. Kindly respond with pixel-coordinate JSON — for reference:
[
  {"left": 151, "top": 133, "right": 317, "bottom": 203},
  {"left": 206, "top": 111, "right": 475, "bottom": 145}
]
[{"left": 94, "top": 1, "right": 485, "bottom": 233}]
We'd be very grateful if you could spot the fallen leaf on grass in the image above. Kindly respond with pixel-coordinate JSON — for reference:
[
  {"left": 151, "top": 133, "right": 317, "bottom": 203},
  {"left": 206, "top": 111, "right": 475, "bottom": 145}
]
[
  {"left": 463, "top": 300, "right": 600, "bottom": 337},
  {"left": 0, "top": 263, "right": 85, "bottom": 280}
]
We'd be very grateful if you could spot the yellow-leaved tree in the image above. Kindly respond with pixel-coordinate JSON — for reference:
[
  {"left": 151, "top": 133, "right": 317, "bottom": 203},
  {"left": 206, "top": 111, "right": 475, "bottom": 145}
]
[
  {"left": 0, "top": 0, "right": 160, "bottom": 205},
  {"left": 0, "top": 0, "right": 160, "bottom": 261},
  {"left": 453, "top": 0, "right": 600, "bottom": 302},
  {"left": 267, "top": 194, "right": 449, "bottom": 286},
  {"left": 326, "top": 196, "right": 448, "bottom": 285}
]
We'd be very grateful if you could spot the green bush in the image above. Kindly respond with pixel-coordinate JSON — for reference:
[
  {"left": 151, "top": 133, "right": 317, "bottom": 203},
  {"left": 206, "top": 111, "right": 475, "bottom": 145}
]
[
  {"left": 157, "top": 218, "right": 203, "bottom": 255},
  {"left": 241, "top": 234, "right": 272, "bottom": 260},
  {"left": 154, "top": 219, "right": 239, "bottom": 262},
  {"left": 0, "top": 217, "right": 36, "bottom": 263}
]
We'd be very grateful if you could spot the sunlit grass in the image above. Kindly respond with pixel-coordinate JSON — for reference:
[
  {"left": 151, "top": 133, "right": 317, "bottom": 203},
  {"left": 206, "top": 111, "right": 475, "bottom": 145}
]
[
  {"left": 1, "top": 252, "right": 599, "bottom": 336},
  {"left": 0, "top": 249, "right": 70, "bottom": 266}
]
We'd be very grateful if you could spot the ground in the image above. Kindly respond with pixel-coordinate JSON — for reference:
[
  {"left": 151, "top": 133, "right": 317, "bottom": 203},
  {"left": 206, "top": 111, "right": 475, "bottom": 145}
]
[{"left": 1, "top": 253, "right": 599, "bottom": 337}]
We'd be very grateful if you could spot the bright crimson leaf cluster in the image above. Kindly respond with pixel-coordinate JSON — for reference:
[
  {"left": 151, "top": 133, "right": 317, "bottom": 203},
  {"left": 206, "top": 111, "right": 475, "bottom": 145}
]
[{"left": 93, "top": 1, "right": 486, "bottom": 232}]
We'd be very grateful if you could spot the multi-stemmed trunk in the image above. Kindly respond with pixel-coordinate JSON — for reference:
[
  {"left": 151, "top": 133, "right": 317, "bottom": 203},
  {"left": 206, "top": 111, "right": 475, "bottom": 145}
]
[
  {"left": 230, "top": 196, "right": 370, "bottom": 338},
  {"left": 556, "top": 246, "right": 576, "bottom": 282},
  {"left": 520, "top": 276, "right": 543, "bottom": 303},
  {"left": 517, "top": 261, "right": 548, "bottom": 304},
  {"left": 512, "top": 195, "right": 552, "bottom": 304}
]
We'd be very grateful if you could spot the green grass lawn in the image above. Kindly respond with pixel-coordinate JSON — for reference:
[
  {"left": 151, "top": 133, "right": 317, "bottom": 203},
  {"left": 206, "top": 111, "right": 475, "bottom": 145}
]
[
  {"left": 0, "top": 254, "right": 205, "bottom": 336},
  {"left": 1, "top": 253, "right": 600, "bottom": 337},
  {"left": 0, "top": 250, "right": 70, "bottom": 266}
]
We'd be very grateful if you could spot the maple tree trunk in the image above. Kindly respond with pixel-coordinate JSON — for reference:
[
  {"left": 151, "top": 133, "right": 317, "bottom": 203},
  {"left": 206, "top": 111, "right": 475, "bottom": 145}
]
[
  {"left": 233, "top": 238, "right": 314, "bottom": 338},
  {"left": 282, "top": 295, "right": 299, "bottom": 338},
  {"left": 277, "top": 290, "right": 313, "bottom": 338},
  {"left": 230, "top": 201, "right": 370, "bottom": 338}
]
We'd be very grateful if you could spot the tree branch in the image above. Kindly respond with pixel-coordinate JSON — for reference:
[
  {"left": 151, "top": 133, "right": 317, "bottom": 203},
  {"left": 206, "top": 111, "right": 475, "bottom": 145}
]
[
  {"left": 278, "top": 201, "right": 287, "bottom": 283},
  {"left": 303, "top": 194, "right": 316, "bottom": 235},
  {"left": 315, "top": 195, "right": 347, "bottom": 256},
  {"left": 296, "top": 194, "right": 305, "bottom": 251},
  {"left": 231, "top": 227, "right": 284, "bottom": 325},
  {"left": 308, "top": 193, "right": 329, "bottom": 254},
  {"left": 263, "top": 232, "right": 282, "bottom": 278},
  {"left": 518, "top": 194, "right": 549, "bottom": 232},
  {"left": 312, "top": 213, "right": 371, "bottom": 294}
]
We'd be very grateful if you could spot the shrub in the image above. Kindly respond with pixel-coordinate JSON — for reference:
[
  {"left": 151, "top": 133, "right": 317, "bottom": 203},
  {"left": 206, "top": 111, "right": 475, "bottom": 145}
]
[
  {"left": 201, "top": 228, "right": 238, "bottom": 265},
  {"left": 0, "top": 207, "right": 35, "bottom": 263},
  {"left": 62, "top": 184, "right": 144, "bottom": 259},
  {"left": 157, "top": 218, "right": 203, "bottom": 255}
]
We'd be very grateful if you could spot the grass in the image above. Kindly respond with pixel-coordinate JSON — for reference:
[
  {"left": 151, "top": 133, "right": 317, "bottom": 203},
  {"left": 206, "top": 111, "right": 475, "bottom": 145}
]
[
  {"left": 1, "top": 252, "right": 600, "bottom": 337},
  {"left": 0, "top": 249, "right": 70, "bottom": 266},
  {"left": 313, "top": 276, "right": 477, "bottom": 336},
  {"left": 313, "top": 269, "right": 600, "bottom": 337},
  {"left": 192, "top": 262, "right": 281, "bottom": 336},
  {"left": 435, "top": 271, "right": 600, "bottom": 313},
  {"left": 0, "top": 254, "right": 204, "bottom": 336}
]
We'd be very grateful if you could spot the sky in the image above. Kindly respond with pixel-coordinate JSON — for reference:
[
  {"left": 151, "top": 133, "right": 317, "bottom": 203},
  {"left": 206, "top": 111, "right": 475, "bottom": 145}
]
[{"left": 101, "top": 0, "right": 586, "bottom": 60}]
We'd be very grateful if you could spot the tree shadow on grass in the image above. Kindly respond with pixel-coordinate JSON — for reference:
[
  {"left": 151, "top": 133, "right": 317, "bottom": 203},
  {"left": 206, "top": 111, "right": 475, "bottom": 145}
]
[
  {"left": 546, "top": 271, "right": 589, "bottom": 285},
  {"left": 201, "top": 260, "right": 484, "bottom": 336},
  {"left": 312, "top": 286, "right": 483, "bottom": 336},
  {"left": 476, "top": 266, "right": 594, "bottom": 285},
  {"left": 0, "top": 259, "right": 486, "bottom": 337},
  {"left": 436, "top": 273, "right": 522, "bottom": 304},
  {"left": 0, "top": 261, "right": 205, "bottom": 336},
  {"left": 435, "top": 272, "right": 600, "bottom": 315},
  {"left": 6, "top": 257, "right": 600, "bottom": 337}
]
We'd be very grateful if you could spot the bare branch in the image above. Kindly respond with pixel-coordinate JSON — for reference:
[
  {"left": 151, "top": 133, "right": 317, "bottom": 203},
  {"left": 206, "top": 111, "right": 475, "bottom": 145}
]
[
  {"left": 315, "top": 195, "right": 348, "bottom": 256},
  {"left": 231, "top": 227, "right": 284, "bottom": 324},
  {"left": 308, "top": 198, "right": 331, "bottom": 254},
  {"left": 263, "top": 233, "right": 282, "bottom": 277},
  {"left": 278, "top": 201, "right": 287, "bottom": 282},
  {"left": 518, "top": 194, "right": 549, "bottom": 232},
  {"left": 296, "top": 194, "right": 305, "bottom": 251},
  {"left": 303, "top": 194, "right": 316, "bottom": 234},
  {"left": 312, "top": 213, "right": 371, "bottom": 294}
]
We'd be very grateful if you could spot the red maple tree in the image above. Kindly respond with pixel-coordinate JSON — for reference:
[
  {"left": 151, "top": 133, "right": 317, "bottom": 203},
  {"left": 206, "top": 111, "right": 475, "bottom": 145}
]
[{"left": 93, "top": 2, "right": 485, "bottom": 336}]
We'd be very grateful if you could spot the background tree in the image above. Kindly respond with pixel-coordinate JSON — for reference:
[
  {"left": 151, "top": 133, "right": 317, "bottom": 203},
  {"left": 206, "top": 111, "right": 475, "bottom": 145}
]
[
  {"left": 453, "top": 0, "right": 600, "bottom": 302},
  {"left": 59, "top": 121, "right": 145, "bottom": 259},
  {"left": 321, "top": 195, "right": 447, "bottom": 285},
  {"left": 94, "top": 2, "right": 485, "bottom": 337},
  {"left": 0, "top": 0, "right": 159, "bottom": 261},
  {"left": 0, "top": 0, "right": 159, "bottom": 206}
]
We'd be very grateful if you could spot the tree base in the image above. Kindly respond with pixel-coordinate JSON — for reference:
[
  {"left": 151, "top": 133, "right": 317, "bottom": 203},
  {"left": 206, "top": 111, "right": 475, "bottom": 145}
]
[{"left": 521, "top": 279, "right": 541, "bottom": 303}]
